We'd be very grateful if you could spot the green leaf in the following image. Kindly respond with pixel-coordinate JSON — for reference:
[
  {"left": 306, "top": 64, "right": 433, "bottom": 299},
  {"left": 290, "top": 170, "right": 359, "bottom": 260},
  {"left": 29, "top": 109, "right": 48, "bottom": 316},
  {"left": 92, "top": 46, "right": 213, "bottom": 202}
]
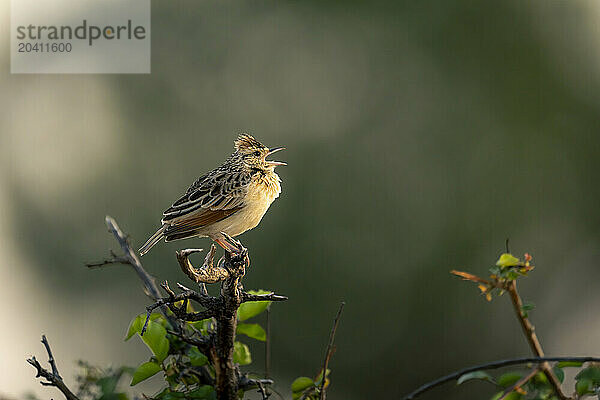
[
  {"left": 190, "top": 319, "right": 212, "bottom": 335},
  {"left": 237, "top": 290, "right": 272, "bottom": 321},
  {"left": 557, "top": 361, "right": 583, "bottom": 368},
  {"left": 125, "top": 314, "right": 145, "bottom": 341},
  {"left": 489, "top": 265, "right": 501, "bottom": 276},
  {"left": 505, "top": 271, "right": 519, "bottom": 281},
  {"left": 520, "top": 302, "right": 535, "bottom": 317},
  {"left": 553, "top": 365, "right": 565, "bottom": 383},
  {"left": 248, "top": 289, "right": 272, "bottom": 295},
  {"left": 236, "top": 323, "right": 266, "bottom": 341},
  {"left": 237, "top": 301, "right": 270, "bottom": 321},
  {"left": 576, "top": 378, "right": 592, "bottom": 396},
  {"left": 140, "top": 320, "right": 170, "bottom": 362},
  {"left": 130, "top": 362, "right": 161, "bottom": 386},
  {"left": 125, "top": 313, "right": 161, "bottom": 340},
  {"left": 576, "top": 366, "right": 600, "bottom": 384},
  {"left": 497, "top": 372, "right": 522, "bottom": 388},
  {"left": 457, "top": 371, "right": 495, "bottom": 385},
  {"left": 189, "top": 347, "right": 208, "bottom": 366},
  {"left": 496, "top": 253, "right": 520, "bottom": 268},
  {"left": 575, "top": 367, "right": 600, "bottom": 396},
  {"left": 533, "top": 371, "right": 548, "bottom": 384},
  {"left": 233, "top": 342, "right": 252, "bottom": 365},
  {"left": 291, "top": 377, "right": 315, "bottom": 393}
]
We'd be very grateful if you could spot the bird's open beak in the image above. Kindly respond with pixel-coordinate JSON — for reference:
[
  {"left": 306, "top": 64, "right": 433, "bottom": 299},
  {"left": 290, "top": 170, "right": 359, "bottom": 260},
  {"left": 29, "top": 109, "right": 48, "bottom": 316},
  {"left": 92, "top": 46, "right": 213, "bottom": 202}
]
[{"left": 266, "top": 147, "right": 286, "bottom": 166}]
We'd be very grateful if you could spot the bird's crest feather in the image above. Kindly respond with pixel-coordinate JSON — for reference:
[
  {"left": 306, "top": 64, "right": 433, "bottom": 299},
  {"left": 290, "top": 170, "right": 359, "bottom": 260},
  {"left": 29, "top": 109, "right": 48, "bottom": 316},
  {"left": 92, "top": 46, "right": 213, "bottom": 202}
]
[{"left": 235, "top": 134, "right": 266, "bottom": 151}]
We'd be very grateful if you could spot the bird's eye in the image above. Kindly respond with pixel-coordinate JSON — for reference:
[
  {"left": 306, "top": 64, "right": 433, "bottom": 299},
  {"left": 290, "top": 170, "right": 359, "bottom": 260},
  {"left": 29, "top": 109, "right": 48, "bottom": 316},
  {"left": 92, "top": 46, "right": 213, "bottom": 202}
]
[{"left": 253, "top": 151, "right": 261, "bottom": 156}]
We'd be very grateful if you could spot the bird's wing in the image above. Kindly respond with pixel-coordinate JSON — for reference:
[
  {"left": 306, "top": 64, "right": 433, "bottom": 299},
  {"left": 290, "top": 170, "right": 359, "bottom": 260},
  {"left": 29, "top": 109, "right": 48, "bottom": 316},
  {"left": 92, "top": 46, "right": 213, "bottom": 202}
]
[{"left": 160, "top": 169, "right": 251, "bottom": 237}]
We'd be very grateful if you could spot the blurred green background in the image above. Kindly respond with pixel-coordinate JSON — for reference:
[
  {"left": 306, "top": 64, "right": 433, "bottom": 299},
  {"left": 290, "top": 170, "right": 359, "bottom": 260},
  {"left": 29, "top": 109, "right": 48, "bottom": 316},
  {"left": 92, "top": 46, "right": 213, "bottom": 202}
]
[{"left": 2, "top": 0, "right": 600, "bottom": 399}]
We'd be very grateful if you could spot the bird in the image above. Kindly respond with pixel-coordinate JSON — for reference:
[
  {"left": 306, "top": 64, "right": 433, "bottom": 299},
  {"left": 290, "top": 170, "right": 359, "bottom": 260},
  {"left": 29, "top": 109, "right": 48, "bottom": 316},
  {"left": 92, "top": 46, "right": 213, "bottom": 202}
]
[{"left": 139, "top": 134, "right": 286, "bottom": 256}]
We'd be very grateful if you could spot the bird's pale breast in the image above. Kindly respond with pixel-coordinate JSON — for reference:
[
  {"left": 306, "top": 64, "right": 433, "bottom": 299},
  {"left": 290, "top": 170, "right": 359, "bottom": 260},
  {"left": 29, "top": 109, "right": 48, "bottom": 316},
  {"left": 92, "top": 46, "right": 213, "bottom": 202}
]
[{"left": 206, "top": 172, "right": 281, "bottom": 238}]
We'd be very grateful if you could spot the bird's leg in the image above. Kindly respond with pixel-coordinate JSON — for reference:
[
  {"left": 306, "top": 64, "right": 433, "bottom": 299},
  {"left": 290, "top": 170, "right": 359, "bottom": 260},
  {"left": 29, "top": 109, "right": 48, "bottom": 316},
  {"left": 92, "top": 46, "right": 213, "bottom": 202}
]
[
  {"left": 214, "top": 237, "right": 237, "bottom": 253},
  {"left": 215, "top": 232, "right": 245, "bottom": 254}
]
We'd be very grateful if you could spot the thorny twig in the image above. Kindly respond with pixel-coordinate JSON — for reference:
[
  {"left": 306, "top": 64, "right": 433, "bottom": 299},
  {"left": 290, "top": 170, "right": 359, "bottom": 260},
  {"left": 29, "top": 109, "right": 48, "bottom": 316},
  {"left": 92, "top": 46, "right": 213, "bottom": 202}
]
[
  {"left": 506, "top": 280, "right": 566, "bottom": 399},
  {"left": 319, "top": 301, "right": 345, "bottom": 400},
  {"left": 27, "top": 335, "right": 80, "bottom": 400},
  {"left": 450, "top": 268, "right": 568, "bottom": 399}
]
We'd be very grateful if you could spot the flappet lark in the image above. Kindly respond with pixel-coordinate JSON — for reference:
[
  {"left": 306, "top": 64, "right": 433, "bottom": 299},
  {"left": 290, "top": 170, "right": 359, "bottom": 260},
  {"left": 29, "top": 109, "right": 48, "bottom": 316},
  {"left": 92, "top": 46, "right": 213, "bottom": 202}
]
[{"left": 139, "top": 134, "right": 285, "bottom": 255}]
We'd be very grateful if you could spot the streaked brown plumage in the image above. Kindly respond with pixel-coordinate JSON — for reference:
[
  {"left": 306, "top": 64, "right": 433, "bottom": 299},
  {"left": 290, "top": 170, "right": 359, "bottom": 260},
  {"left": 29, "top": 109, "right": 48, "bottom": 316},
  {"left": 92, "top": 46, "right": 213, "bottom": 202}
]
[{"left": 139, "top": 134, "right": 285, "bottom": 255}]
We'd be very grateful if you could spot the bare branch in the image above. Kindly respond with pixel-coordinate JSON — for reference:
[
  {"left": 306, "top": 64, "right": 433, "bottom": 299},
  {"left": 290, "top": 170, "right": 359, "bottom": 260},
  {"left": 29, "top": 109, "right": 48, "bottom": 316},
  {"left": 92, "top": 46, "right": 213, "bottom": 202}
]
[
  {"left": 401, "top": 356, "right": 600, "bottom": 400},
  {"left": 88, "top": 216, "right": 179, "bottom": 330},
  {"left": 506, "top": 280, "right": 567, "bottom": 400},
  {"left": 319, "top": 301, "right": 345, "bottom": 400},
  {"left": 85, "top": 249, "right": 129, "bottom": 268},
  {"left": 27, "top": 336, "right": 79, "bottom": 400},
  {"left": 103, "top": 216, "right": 162, "bottom": 301},
  {"left": 41, "top": 335, "right": 60, "bottom": 377},
  {"left": 85, "top": 256, "right": 130, "bottom": 268}
]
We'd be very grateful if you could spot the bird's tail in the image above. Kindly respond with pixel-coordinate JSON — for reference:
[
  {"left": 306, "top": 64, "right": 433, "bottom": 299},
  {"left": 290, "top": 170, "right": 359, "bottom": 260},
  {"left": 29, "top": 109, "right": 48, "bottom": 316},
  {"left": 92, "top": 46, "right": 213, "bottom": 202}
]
[{"left": 139, "top": 225, "right": 167, "bottom": 256}]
